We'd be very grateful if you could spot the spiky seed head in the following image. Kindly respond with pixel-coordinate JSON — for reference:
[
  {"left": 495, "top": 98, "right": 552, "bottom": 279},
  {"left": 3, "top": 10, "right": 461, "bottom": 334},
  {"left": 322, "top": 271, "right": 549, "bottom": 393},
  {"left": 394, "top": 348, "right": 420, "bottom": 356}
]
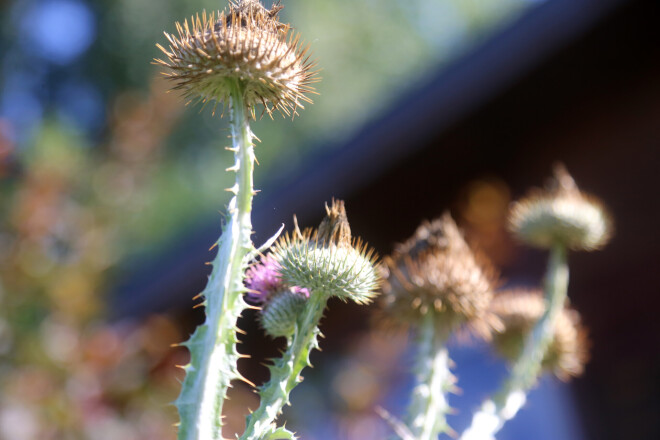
[
  {"left": 490, "top": 289, "right": 589, "bottom": 381},
  {"left": 155, "top": 0, "right": 318, "bottom": 117},
  {"left": 260, "top": 289, "right": 307, "bottom": 338},
  {"left": 273, "top": 200, "right": 381, "bottom": 304},
  {"left": 380, "top": 212, "right": 500, "bottom": 337},
  {"left": 508, "top": 164, "right": 613, "bottom": 251}
]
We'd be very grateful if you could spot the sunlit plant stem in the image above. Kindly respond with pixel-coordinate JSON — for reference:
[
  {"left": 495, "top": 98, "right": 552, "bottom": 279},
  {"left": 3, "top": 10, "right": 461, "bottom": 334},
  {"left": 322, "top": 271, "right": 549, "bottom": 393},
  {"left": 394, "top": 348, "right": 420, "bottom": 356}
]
[
  {"left": 240, "top": 200, "right": 379, "bottom": 438},
  {"left": 241, "top": 291, "right": 328, "bottom": 440},
  {"left": 460, "top": 244, "right": 569, "bottom": 440},
  {"left": 405, "top": 313, "right": 454, "bottom": 440},
  {"left": 175, "top": 81, "right": 256, "bottom": 440}
]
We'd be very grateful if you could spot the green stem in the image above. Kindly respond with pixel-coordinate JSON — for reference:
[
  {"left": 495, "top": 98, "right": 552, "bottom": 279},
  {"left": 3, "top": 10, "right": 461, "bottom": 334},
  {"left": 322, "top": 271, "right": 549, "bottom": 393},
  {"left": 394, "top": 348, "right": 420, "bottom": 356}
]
[
  {"left": 460, "top": 244, "right": 569, "bottom": 440},
  {"left": 175, "top": 81, "right": 256, "bottom": 440},
  {"left": 241, "top": 291, "right": 329, "bottom": 439},
  {"left": 405, "top": 312, "right": 454, "bottom": 440}
]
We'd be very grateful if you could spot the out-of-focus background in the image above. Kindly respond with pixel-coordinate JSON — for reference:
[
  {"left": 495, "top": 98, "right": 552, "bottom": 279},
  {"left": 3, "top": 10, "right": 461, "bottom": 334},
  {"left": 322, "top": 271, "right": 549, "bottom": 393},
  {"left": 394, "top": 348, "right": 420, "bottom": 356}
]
[{"left": 1, "top": 0, "right": 658, "bottom": 439}]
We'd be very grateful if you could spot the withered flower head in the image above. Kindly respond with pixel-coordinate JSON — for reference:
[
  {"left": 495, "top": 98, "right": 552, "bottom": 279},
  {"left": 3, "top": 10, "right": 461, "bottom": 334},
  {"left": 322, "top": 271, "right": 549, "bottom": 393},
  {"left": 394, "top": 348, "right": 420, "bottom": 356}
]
[
  {"left": 316, "top": 199, "right": 352, "bottom": 248},
  {"left": 155, "top": 0, "right": 317, "bottom": 117},
  {"left": 490, "top": 289, "right": 589, "bottom": 381},
  {"left": 381, "top": 212, "right": 500, "bottom": 337},
  {"left": 273, "top": 200, "right": 380, "bottom": 304},
  {"left": 508, "top": 164, "right": 613, "bottom": 251}
]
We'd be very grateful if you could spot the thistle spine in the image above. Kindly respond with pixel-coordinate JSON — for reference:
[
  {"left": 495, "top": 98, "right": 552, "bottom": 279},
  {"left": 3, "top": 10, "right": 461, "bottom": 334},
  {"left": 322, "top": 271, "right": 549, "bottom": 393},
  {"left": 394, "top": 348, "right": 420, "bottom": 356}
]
[
  {"left": 240, "top": 290, "right": 328, "bottom": 440},
  {"left": 405, "top": 313, "right": 454, "bottom": 440},
  {"left": 175, "top": 81, "right": 256, "bottom": 440},
  {"left": 460, "top": 244, "right": 569, "bottom": 440}
]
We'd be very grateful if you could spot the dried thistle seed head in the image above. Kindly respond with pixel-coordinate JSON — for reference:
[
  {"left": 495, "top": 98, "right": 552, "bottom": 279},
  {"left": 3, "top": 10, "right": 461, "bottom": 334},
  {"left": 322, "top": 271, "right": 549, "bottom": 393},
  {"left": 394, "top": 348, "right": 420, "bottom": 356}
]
[
  {"left": 155, "top": 1, "right": 317, "bottom": 117},
  {"left": 273, "top": 200, "right": 380, "bottom": 304},
  {"left": 508, "top": 164, "right": 613, "bottom": 251},
  {"left": 381, "top": 213, "right": 500, "bottom": 337},
  {"left": 490, "top": 289, "right": 589, "bottom": 381},
  {"left": 260, "top": 289, "right": 307, "bottom": 338}
]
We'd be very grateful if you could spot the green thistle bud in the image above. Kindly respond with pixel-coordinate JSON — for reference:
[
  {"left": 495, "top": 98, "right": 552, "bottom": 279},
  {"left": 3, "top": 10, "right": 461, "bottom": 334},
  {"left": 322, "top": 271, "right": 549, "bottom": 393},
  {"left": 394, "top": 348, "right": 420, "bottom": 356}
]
[
  {"left": 155, "top": 0, "right": 318, "bottom": 117},
  {"left": 508, "top": 164, "right": 613, "bottom": 251},
  {"left": 490, "top": 289, "right": 590, "bottom": 381},
  {"left": 274, "top": 200, "right": 380, "bottom": 304},
  {"left": 260, "top": 289, "right": 308, "bottom": 338},
  {"left": 381, "top": 213, "right": 501, "bottom": 337}
]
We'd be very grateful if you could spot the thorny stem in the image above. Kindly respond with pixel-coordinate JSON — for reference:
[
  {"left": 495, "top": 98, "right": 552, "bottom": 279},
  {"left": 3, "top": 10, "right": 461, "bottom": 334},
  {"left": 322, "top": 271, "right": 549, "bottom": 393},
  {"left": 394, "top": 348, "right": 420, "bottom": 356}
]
[
  {"left": 460, "top": 244, "right": 569, "bottom": 440},
  {"left": 405, "top": 312, "right": 454, "bottom": 440},
  {"left": 175, "top": 80, "right": 256, "bottom": 440},
  {"left": 241, "top": 291, "right": 329, "bottom": 440}
]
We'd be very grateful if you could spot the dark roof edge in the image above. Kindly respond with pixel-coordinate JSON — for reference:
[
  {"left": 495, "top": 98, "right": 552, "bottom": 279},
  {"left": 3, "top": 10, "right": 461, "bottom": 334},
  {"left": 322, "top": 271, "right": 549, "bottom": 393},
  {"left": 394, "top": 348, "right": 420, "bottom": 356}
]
[{"left": 266, "top": 0, "right": 628, "bottom": 208}]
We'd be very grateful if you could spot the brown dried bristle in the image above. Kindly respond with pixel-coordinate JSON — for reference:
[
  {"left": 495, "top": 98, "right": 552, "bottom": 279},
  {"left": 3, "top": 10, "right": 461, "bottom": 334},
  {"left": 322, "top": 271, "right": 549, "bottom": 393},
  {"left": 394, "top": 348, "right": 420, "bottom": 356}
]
[
  {"left": 380, "top": 212, "right": 501, "bottom": 338},
  {"left": 490, "top": 289, "right": 590, "bottom": 381},
  {"left": 154, "top": 0, "right": 318, "bottom": 118},
  {"left": 317, "top": 199, "right": 352, "bottom": 248}
]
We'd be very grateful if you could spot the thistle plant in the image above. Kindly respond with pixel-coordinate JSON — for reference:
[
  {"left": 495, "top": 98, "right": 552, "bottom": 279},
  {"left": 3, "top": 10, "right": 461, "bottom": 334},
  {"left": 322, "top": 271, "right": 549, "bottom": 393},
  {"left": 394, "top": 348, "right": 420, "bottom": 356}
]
[
  {"left": 241, "top": 199, "right": 380, "bottom": 439},
  {"left": 460, "top": 165, "right": 612, "bottom": 440},
  {"left": 380, "top": 213, "right": 500, "bottom": 440},
  {"left": 154, "top": 1, "right": 316, "bottom": 438}
]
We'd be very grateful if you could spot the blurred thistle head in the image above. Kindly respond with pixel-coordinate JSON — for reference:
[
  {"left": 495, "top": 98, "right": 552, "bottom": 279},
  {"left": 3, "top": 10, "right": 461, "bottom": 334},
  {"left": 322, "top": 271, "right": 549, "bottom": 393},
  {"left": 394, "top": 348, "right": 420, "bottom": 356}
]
[
  {"left": 244, "top": 253, "right": 309, "bottom": 337},
  {"left": 273, "top": 199, "right": 380, "bottom": 304},
  {"left": 490, "top": 289, "right": 589, "bottom": 381},
  {"left": 380, "top": 212, "right": 501, "bottom": 337},
  {"left": 155, "top": 0, "right": 318, "bottom": 117},
  {"left": 508, "top": 164, "right": 613, "bottom": 251}
]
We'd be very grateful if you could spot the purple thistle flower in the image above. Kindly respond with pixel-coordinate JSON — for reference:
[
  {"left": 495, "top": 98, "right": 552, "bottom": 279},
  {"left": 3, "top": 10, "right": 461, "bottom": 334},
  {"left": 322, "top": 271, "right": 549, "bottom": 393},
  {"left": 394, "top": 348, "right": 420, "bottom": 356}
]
[
  {"left": 245, "top": 254, "right": 309, "bottom": 304},
  {"left": 290, "top": 285, "right": 311, "bottom": 298}
]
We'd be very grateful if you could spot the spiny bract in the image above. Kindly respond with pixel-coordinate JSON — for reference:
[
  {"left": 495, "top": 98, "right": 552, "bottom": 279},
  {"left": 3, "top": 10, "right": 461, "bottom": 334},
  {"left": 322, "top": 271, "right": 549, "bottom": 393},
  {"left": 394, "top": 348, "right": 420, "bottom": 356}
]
[
  {"left": 260, "top": 289, "right": 308, "bottom": 338},
  {"left": 273, "top": 200, "right": 381, "bottom": 305},
  {"left": 155, "top": 0, "right": 318, "bottom": 117}
]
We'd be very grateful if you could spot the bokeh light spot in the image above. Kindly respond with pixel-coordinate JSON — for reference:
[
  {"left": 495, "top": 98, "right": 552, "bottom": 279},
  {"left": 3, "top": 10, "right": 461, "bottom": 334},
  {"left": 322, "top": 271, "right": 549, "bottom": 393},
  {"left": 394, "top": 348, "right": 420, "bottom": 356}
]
[{"left": 22, "top": 0, "right": 96, "bottom": 65}]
